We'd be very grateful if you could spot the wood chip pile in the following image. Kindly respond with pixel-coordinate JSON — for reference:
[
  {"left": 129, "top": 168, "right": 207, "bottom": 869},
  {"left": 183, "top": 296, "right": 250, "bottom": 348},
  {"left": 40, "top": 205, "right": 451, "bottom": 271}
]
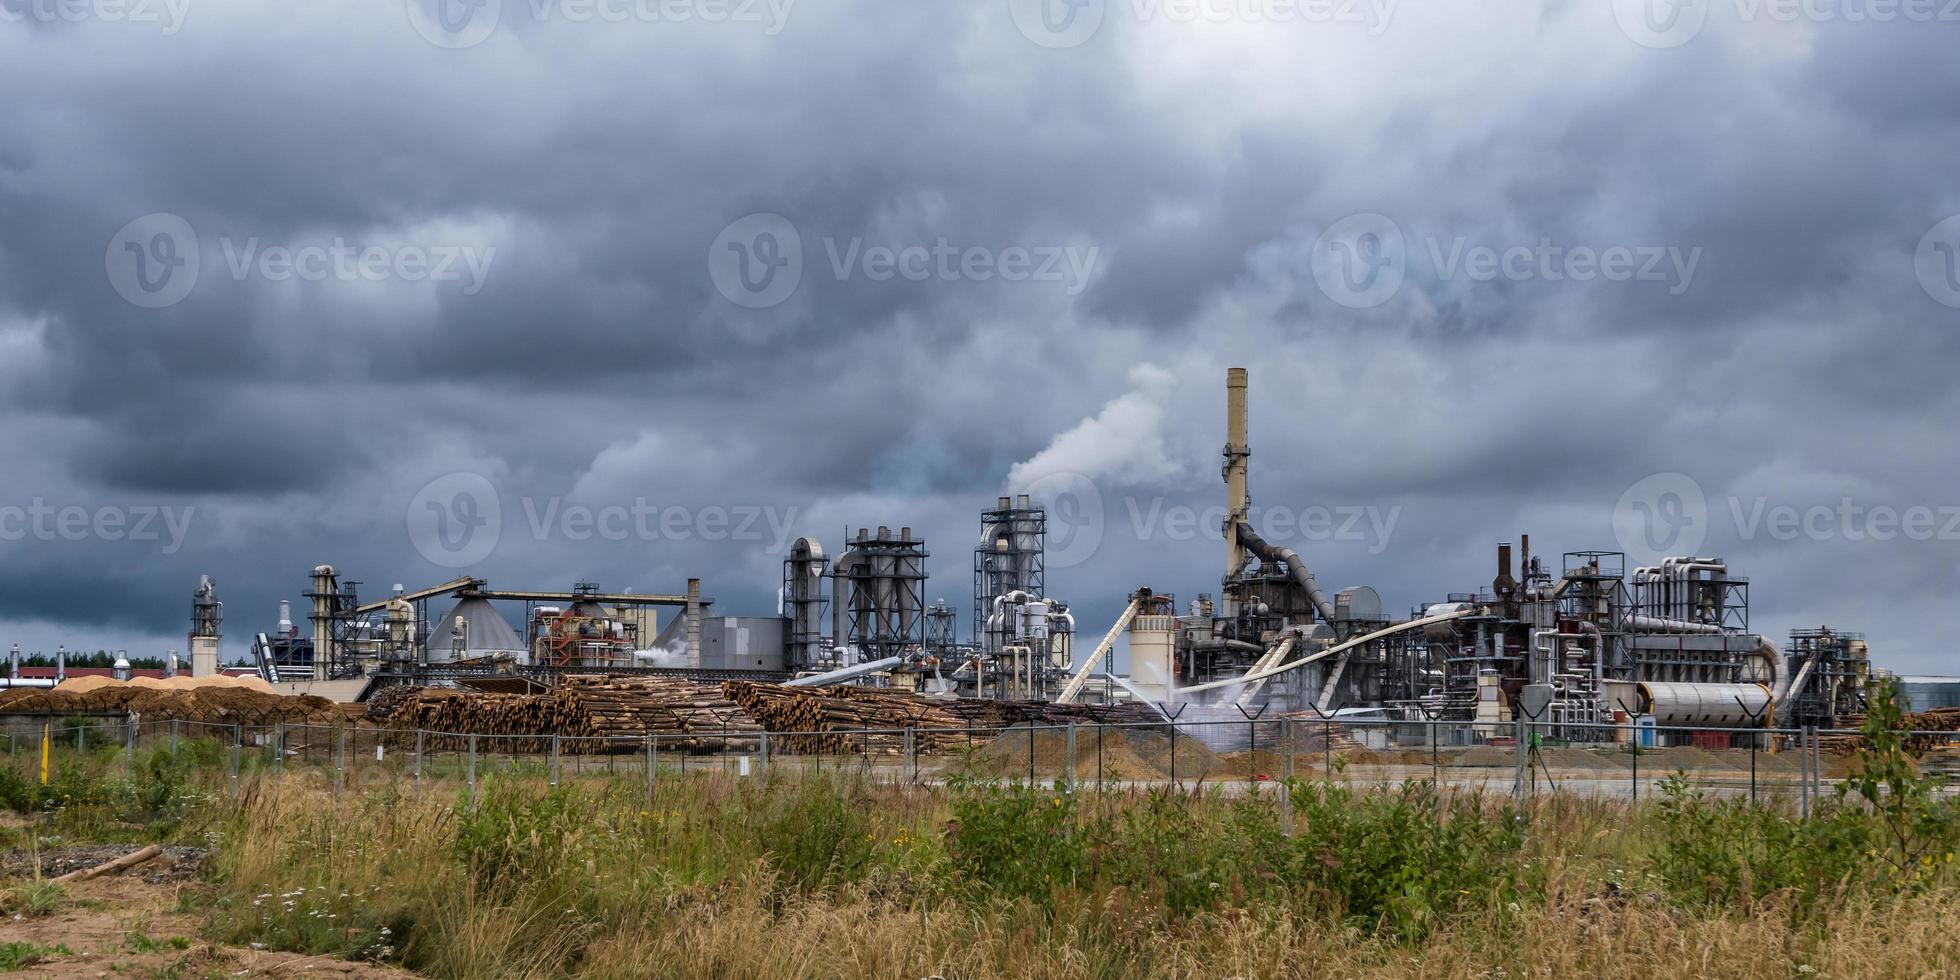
[{"left": 0, "top": 686, "right": 343, "bottom": 727}]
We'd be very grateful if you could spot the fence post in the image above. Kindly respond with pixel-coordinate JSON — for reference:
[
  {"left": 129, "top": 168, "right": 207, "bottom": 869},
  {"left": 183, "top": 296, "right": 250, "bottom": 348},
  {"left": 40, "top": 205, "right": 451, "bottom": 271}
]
[
  {"left": 1065, "top": 724, "right": 1077, "bottom": 792},
  {"left": 550, "top": 733, "right": 560, "bottom": 787},
  {"left": 758, "top": 731, "right": 769, "bottom": 788},
  {"left": 902, "top": 727, "right": 916, "bottom": 786},
  {"left": 229, "top": 724, "right": 242, "bottom": 796},
  {"left": 645, "top": 735, "right": 655, "bottom": 804},
  {"left": 1514, "top": 715, "right": 1529, "bottom": 809},
  {"left": 467, "top": 734, "right": 478, "bottom": 802},
  {"left": 1280, "top": 718, "right": 1294, "bottom": 837},
  {"left": 77, "top": 724, "right": 86, "bottom": 754},
  {"left": 335, "top": 728, "right": 347, "bottom": 799},
  {"left": 124, "top": 716, "right": 134, "bottom": 777},
  {"left": 414, "top": 730, "right": 424, "bottom": 800},
  {"left": 273, "top": 723, "right": 285, "bottom": 775},
  {"left": 170, "top": 719, "right": 179, "bottom": 755}
]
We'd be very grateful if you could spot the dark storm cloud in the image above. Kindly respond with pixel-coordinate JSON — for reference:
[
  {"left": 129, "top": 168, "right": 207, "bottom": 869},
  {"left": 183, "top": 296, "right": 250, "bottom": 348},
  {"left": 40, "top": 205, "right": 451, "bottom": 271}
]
[{"left": 0, "top": 1, "right": 1956, "bottom": 668}]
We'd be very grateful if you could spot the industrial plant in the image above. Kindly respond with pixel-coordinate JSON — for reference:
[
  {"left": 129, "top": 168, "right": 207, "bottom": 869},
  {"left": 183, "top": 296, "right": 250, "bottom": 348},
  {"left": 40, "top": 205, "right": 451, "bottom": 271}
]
[{"left": 36, "top": 368, "right": 1910, "bottom": 748}]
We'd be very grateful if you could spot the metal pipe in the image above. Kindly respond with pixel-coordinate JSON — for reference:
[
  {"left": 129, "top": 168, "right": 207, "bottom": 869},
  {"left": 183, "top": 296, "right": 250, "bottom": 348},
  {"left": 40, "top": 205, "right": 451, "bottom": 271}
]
[
  {"left": 783, "top": 655, "right": 903, "bottom": 688},
  {"left": 1176, "top": 607, "right": 1478, "bottom": 696},
  {"left": 1232, "top": 521, "right": 1339, "bottom": 623}
]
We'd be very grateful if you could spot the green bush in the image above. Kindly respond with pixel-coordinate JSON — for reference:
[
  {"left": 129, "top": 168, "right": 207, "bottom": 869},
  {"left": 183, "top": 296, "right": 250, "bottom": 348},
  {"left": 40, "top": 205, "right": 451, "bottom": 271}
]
[
  {"left": 1287, "top": 780, "right": 1529, "bottom": 940},
  {"left": 740, "top": 776, "right": 874, "bottom": 890},
  {"left": 1651, "top": 680, "right": 1960, "bottom": 907},
  {"left": 944, "top": 777, "right": 1084, "bottom": 903}
]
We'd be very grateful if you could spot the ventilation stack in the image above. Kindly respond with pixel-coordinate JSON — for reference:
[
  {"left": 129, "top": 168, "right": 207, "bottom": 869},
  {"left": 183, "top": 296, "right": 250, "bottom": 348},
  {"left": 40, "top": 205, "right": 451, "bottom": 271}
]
[{"left": 190, "top": 574, "right": 223, "bottom": 678}]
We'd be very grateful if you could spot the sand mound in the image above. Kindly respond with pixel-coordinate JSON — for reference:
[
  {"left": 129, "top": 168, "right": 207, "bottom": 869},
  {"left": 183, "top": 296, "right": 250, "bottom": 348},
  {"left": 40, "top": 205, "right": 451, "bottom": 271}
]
[{"left": 1455, "top": 745, "right": 1517, "bottom": 768}]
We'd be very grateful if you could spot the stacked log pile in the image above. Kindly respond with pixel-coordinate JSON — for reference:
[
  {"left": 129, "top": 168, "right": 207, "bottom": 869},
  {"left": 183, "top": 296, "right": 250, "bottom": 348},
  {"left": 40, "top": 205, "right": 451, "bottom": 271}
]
[
  {"left": 0, "top": 686, "right": 342, "bottom": 727},
  {"left": 720, "top": 682, "right": 973, "bottom": 755},
  {"left": 360, "top": 678, "right": 762, "bottom": 752},
  {"left": 934, "top": 698, "right": 1164, "bottom": 728},
  {"left": 1819, "top": 707, "right": 1960, "bottom": 757},
  {"left": 554, "top": 677, "right": 760, "bottom": 750},
  {"left": 375, "top": 690, "right": 557, "bottom": 752}
]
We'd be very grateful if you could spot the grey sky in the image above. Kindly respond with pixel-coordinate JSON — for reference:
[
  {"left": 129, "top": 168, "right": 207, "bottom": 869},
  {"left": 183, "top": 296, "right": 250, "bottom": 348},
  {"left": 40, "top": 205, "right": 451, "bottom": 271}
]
[{"left": 1, "top": 0, "right": 1956, "bottom": 671}]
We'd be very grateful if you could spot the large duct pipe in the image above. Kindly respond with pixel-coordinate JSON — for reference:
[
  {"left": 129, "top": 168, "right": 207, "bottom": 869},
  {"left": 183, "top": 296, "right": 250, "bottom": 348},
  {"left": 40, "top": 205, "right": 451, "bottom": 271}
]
[
  {"left": 1627, "top": 615, "right": 1725, "bottom": 635},
  {"left": 1233, "top": 521, "right": 1339, "bottom": 623},
  {"left": 831, "top": 543, "right": 865, "bottom": 663}
]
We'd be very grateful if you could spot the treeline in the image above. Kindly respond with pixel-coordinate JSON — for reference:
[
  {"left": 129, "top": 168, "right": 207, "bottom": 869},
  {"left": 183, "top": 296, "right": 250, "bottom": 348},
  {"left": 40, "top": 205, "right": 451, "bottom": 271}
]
[{"left": 9, "top": 650, "right": 168, "bottom": 669}]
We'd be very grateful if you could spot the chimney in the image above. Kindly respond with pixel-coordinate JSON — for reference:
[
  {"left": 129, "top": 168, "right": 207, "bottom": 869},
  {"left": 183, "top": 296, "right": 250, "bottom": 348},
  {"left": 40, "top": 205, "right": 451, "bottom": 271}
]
[{"left": 1494, "top": 543, "right": 1518, "bottom": 599}]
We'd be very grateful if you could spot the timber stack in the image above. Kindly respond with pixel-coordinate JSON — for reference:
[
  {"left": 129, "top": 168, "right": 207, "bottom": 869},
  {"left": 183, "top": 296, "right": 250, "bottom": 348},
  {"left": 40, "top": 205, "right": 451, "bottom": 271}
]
[{"left": 719, "top": 681, "right": 971, "bottom": 755}]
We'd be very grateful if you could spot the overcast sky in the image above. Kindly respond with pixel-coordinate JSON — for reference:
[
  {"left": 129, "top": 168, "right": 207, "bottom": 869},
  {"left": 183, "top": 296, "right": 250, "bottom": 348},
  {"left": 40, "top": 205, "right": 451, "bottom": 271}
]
[{"left": 1, "top": 0, "right": 1956, "bottom": 672}]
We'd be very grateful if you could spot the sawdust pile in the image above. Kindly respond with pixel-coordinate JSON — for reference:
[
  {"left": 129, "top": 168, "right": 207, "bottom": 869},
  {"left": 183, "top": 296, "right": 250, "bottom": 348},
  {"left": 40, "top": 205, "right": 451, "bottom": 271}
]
[{"left": 0, "top": 685, "right": 341, "bottom": 726}]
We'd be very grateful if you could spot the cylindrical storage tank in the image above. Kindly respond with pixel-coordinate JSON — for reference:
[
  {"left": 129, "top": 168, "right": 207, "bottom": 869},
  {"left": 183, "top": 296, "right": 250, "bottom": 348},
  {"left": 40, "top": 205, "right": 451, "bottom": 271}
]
[
  {"left": 1636, "top": 681, "right": 1772, "bottom": 727},
  {"left": 1423, "top": 602, "right": 1476, "bottom": 638}
]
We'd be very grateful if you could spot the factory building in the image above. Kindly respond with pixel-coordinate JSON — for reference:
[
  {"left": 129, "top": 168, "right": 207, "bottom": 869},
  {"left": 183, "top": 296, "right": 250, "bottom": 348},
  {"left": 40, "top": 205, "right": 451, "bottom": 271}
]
[{"left": 100, "top": 368, "right": 1887, "bottom": 738}]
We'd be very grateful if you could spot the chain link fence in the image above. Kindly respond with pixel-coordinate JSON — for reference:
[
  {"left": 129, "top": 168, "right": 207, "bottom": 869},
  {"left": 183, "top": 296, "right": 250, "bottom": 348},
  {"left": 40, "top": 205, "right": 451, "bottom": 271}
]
[{"left": 7, "top": 711, "right": 1956, "bottom": 812}]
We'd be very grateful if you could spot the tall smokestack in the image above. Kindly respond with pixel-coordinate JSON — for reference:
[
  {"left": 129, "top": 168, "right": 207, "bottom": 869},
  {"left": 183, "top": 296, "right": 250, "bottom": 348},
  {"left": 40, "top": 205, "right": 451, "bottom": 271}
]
[
  {"left": 685, "top": 578, "right": 702, "bottom": 669},
  {"left": 1224, "top": 368, "right": 1250, "bottom": 603}
]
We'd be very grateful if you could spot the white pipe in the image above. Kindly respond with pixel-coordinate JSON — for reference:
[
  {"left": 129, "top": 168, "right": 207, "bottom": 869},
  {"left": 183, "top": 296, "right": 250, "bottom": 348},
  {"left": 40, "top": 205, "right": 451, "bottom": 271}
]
[
  {"left": 784, "top": 655, "right": 903, "bottom": 687},
  {"left": 1178, "top": 608, "right": 1479, "bottom": 696},
  {"left": 1235, "top": 637, "right": 1296, "bottom": 706},
  {"left": 0, "top": 678, "right": 57, "bottom": 689}
]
